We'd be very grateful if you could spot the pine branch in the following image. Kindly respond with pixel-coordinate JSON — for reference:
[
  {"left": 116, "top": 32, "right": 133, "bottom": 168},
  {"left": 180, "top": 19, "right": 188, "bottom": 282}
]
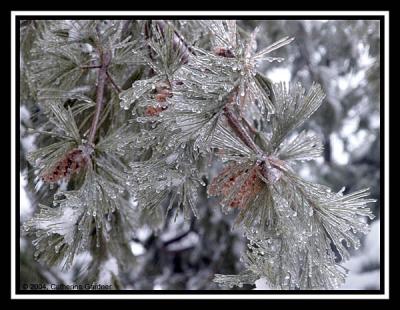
[{"left": 21, "top": 19, "right": 376, "bottom": 291}]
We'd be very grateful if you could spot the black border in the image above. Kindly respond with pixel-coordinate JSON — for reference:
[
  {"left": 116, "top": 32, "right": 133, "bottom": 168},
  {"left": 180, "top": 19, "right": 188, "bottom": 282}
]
[{"left": 13, "top": 12, "right": 387, "bottom": 298}]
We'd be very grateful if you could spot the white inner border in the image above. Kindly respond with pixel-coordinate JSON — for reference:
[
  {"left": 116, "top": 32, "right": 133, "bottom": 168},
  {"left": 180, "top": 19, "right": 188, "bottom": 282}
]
[{"left": 11, "top": 11, "right": 389, "bottom": 300}]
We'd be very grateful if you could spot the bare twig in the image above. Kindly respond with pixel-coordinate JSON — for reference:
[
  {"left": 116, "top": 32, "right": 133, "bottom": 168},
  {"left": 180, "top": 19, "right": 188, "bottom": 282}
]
[
  {"left": 163, "top": 229, "right": 192, "bottom": 247},
  {"left": 147, "top": 20, "right": 195, "bottom": 67},
  {"left": 106, "top": 71, "right": 122, "bottom": 93},
  {"left": 144, "top": 20, "right": 156, "bottom": 76},
  {"left": 237, "top": 90, "right": 258, "bottom": 135},
  {"left": 163, "top": 217, "right": 196, "bottom": 246},
  {"left": 223, "top": 92, "right": 283, "bottom": 183},
  {"left": 242, "top": 115, "right": 258, "bottom": 135},
  {"left": 223, "top": 104, "right": 263, "bottom": 156},
  {"left": 156, "top": 20, "right": 196, "bottom": 58},
  {"left": 80, "top": 65, "right": 101, "bottom": 70}
]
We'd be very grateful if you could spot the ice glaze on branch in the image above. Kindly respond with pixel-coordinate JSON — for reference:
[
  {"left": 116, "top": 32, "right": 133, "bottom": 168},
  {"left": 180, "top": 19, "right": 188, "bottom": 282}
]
[
  {"left": 222, "top": 92, "right": 283, "bottom": 184},
  {"left": 153, "top": 21, "right": 286, "bottom": 184},
  {"left": 154, "top": 20, "right": 195, "bottom": 61},
  {"left": 223, "top": 104, "right": 262, "bottom": 156},
  {"left": 88, "top": 49, "right": 112, "bottom": 144}
]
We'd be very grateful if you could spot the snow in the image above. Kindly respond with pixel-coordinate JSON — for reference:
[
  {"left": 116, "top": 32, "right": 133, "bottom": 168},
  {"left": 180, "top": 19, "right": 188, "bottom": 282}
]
[
  {"left": 266, "top": 67, "right": 291, "bottom": 83},
  {"left": 52, "top": 252, "right": 93, "bottom": 284},
  {"left": 20, "top": 105, "right": 37, "bottom": 152},
  {"left": 347, "top": 129, "right": 375, "bottom": 154},
  {"left": 369, "top": 112, "right": 380, "bottom": 129},
  {"left": 160, "top": 214, "right": 189, "bottom": 242},
  {"left": 253, "top": 220, "right": 381, "bottom": 290},
  {"left": 330, "top": 133, "right": 350, "bottom": 165},
  {"left": 364, "top": 220, "right": 380, "bottom": 264},
  {"left": 20, "top": 237, "right": 27, "bottom": 251},
  {"left": 254, "top": 277, "right": 271, "bottom": 290},
  {"left": 166, "top": 232, "right": 199, "bottom": 251},
  {"left": 298, "top": 165, "right": 312, "bottom": 180},
  {"left": 341, "top": 115, "right": 360, "bottom": 137},
  {"left": 98, "top": 257, "right": 119, "bottom": 283},
  {"left": 20, "top": 105, "right": 30, "bottom": 121},
  {"left": 129, "top": 241, "right": 146, "bottom": 256},
  {"left": 337, "top": 108, "right": 377, "bottom": 161},
  {"left": 358, "top": 43, "right": 375, "bottom": 67},
  {"left": 341, "top": 270, "right": 380, "bottom": 290},
  {"left": 36, "top": 206, "right": 82, "bottom": 246},
  {"left": 20, "top": 172, "right": 33, "bottom": 221},
  {"left": 130, "top": 197, "right": 138, "bottom": 208},
  {"left": 21, "top": 134, "right": 37, "bottom": 153},
  {"left": 340, "top": 220, "right": 380, "bottom": 290},
  {"left": 135, "top": 226, "right": 152, "bottom": 241},
  {"left": 165, "top": 152, "right": 179, "bottom": 164}
]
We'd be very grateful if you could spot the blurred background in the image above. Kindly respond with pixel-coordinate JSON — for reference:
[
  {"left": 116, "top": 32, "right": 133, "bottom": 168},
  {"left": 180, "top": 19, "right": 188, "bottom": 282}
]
[{"left": 19, "top": 19, "right": 381, "bottom": 290}]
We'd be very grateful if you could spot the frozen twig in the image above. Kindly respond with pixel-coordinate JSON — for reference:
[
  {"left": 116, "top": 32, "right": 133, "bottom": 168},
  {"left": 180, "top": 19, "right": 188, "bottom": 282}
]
[{"left": 88, "top": 49, "right": 112, "bottom": 144}]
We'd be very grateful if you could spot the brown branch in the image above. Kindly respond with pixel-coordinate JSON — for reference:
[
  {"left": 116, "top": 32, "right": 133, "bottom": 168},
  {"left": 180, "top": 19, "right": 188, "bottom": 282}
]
[
  {"left": 223, "top": 104, "right": 263, "bottom": 156},
  {"left": 80, "top": 65, "right": 101, "bottom": 70},
  {"left": 242, "top": 115, "right": 258, "bottom": 135},
  {"left": 223, "top": 92, "right": 283, "bottom": 183},
  {"left": 147, "top": 20, "right": 195, "bottom": 67},
  {"left": 88, "top": 49, "right": 112, "bottom": 144},
  {"left": 155, "top": 20, "right": 196, "bottom": 59},
  {"left": 163, "top": 217, "right": 195, "bottom": 246},
  {"left": 163, "top": 229, "right": 192, "bottom": 247},
  {"left": 144, "top": 20, "right": 156, "bottom": 77},
  {"left": 106, "top": 71, "right": 121, "bottom": 94}
]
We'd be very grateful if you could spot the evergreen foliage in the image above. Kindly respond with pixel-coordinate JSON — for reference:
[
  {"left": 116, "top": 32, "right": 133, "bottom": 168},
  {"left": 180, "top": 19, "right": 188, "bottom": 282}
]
[{"left": 20, "top": 19, "right": 376, "bottom": 290}]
